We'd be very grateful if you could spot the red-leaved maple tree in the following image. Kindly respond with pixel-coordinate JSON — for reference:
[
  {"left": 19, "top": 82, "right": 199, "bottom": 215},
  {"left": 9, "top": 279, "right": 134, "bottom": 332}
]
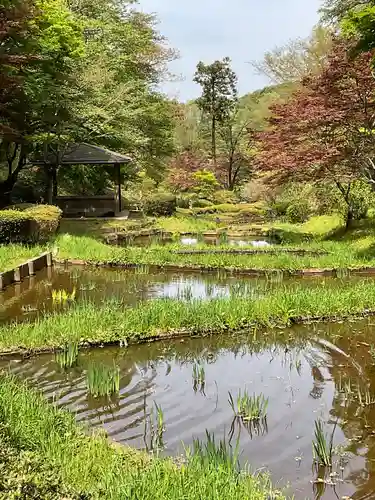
[{"left": 257, "top": 39, "right": 375, "bottom": 227}]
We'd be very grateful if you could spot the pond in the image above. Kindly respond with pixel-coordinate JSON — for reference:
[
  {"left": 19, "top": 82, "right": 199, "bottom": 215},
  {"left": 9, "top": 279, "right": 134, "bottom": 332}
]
[
  {"left": 2, "top": 319, "right": 375, "bottom": 499},
  {"left": 115, "top": 233, "right": 274, "bottom": 247},
  {"left": 0, "top": 264, "right": 372, "bottom": 324}
]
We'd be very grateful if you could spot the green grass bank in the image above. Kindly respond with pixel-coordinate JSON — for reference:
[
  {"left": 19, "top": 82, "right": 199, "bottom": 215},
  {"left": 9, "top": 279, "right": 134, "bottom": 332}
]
[
  {"left": 3, "top": 280, "right": 375, "bottom": 353},
  {"left": 0, "top": 244, "right": 45, "bottom": 273},
  {"left": 55, "top": 232, "right": 375, "bottom": 273},
  {"left": 0, "top": 376, "right": 284, "bottom": 499}
]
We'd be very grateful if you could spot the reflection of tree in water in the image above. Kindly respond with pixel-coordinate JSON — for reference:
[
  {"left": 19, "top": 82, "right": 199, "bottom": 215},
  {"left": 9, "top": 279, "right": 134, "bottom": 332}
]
[{"left": 321, "top": 325, "right": 375, "bottom": 500}]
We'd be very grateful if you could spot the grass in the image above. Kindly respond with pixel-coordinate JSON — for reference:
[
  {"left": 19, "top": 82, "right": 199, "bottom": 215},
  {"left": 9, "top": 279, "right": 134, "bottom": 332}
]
[
  {"left": 312, "top": 419, "right": 336, "bottom": 467},
  {"left": 190, "top": 431, "right": 240, "bottom": 473},
  {"left": 0, "top": 375, "right": 284, "bottom": 499},
  {"left": 229, "top": 391, "right": 268, "bottom": 421},
  {"left": 55, "top": 342, "right": 79, "bottom": 369},
  {"left": 0, "top": 244, "right": 44, "bottom": 272},
  {"left": 53, "top": 216, "right": 375, "bottom": 273},
  {"left": 145, "top": 402, "right": 165, "bottom": 453},
  {"left": 86, "top": 363, "right": 120, "bottom": 397},
  {"left": 192, "top": 363, "right": 206, "bottom": 393},
  {"left": 4, "top": 279, "right": 375, "bottom": 352}
]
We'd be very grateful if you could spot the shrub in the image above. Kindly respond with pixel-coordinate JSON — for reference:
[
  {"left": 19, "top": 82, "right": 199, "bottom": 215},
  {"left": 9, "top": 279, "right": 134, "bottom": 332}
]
[
  {"left": 286, "top": 201, "right": 310, "bottom": 223},
  {"left": 0, "top": 204, "right": 62, "bottom": 243},
  {"left": 143, "top": 193, "right": 177, "bottom": 216},
  {"left": 190, "top": 204, "right": 240, "bottom": 216},
  {"left": 192, "top": 169, "right": 220, "bottom": 200},
  {"left": 346, "top": 181, "right": 374, "bottom": 220},
  {"left": 192, "top": 198, "right": 213, "bottom": 208},
  {"left": 0, "top": 210, "right": 32, "bottom": 243},
  {"left": 213, "top": 190, "right": 238, "bottom": 205}
]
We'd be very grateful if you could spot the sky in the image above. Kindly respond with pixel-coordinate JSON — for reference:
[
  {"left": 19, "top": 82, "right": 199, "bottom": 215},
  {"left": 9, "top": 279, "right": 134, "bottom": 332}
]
[{"left": 138, "top": 0, "right": 323, "bottom": 101}]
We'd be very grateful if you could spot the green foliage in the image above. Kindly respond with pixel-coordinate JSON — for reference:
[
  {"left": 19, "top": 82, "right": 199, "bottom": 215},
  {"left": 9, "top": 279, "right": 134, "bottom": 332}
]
[
  {"left": 0, "top": 429, "right": 85, "bottom": 499},
  {"left": 86, "top": 363, "right": 120, "bottom": 397},
  {"left": 55, "top": 343, "right": 79, "bottom": 369},
  {"left": 0, "top": 204, "right": 61, "bottom": 243},
  {"left": 190, "top": 431, "right": 240, "bottom": 473},
  {"left": 144, "top": 193, "right": 177, "bottom": 216},
  {"left": 192, "top": 170, "right": 220, "bottom": 200},
  {"left": 0, "top": 376, "right": 285, "bottom": 499},
  {"left": 229, "top": 390, "right": 268, "bottom": 421},
  {"left": 0, "top": 210, "right": 33, "bottom": 244},
  {"left": 194, "top": 57, "right": 238, "bottom": 163},
  {"left": 312, "top": 419, "right": 335, "bottom": 467},
  {"left": 213, "top": 189, "right": 238, "bottom": 204},
  {"left": 343, "top": 181, "right": 374, "bottom": 220},
  {"left": 286, "top": 200, "right": 310, "bottom": 223}
]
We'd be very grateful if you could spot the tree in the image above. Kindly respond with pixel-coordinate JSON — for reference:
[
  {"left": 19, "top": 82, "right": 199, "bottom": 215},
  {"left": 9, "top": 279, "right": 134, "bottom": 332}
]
[
  {"left": 257, "top": 40, "right": 375, "bottom": 229},
  {"left": 194, "top": 57, "right": 237, "bottom": 164},
  {"left": 251, "top": 25, "right": 333, "bottom": 84},
  {"left": 0, "top": 0, "right": 85, "bottom": 206},
  {"left": 216, "top": 111, "right": 255, "bottom": 190},
  {"left": 68, "top": 0, "right": 176, "bottom": 181},
  {"left": 320, "top": 0, "right": 370, "bottom": 24}
]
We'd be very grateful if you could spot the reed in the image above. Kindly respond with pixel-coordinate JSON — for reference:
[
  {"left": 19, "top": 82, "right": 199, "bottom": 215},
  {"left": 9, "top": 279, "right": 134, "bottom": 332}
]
[
  {"left": 86, "top": 363, "right": 120, "bottom": 397},
  {"left": 312, "top": 419, "right": 336, "bottom": 467},
  {"left": 192, "top": 363, "right": 206, "bottom": 393},
  {"left": 190, "top": 431, "right": 240, "bottom": 473},
  {"left": 144, "top": 402, "right": 165, "bottom": 453},
  {"left": 55, "top": 342, "right": 79, "bottom": 369},
  {"left": 229, "top": 390, "right": 268, "bottom": 421}
]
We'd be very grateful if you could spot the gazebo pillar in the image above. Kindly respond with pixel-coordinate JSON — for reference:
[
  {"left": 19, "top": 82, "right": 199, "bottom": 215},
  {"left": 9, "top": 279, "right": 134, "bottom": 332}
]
[{"left": 115, "top": 163, "right": 122, "bottom": 213}]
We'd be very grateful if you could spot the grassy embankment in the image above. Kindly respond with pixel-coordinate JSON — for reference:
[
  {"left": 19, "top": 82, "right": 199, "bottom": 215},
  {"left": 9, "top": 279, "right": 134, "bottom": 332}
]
[
  {"left": 2, "top": 280, "right": 375, "bottom": 352},
  {"left": 0, "top": 244, "right": 45, "bottom": 273},
  {"left": 0, "top": 375, "right": 283, "bottom": 499}
]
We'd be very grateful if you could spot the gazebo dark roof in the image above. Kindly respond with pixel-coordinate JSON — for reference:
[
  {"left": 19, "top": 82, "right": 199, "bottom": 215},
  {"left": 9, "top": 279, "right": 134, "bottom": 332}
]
[{"left": 32, "top": 142, "right": 132, "bottom": 166}]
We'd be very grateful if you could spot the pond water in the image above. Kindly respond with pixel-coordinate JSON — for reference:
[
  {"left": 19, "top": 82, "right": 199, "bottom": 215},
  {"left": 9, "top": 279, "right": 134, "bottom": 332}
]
[
  {"left": 118, "top": 234, "right": 274, "bottom": 247},
  {"left": 3, "top": 320, "right": 375, "bottom": 499},
  {"left": 0, "top": 264, "right": 373, "bottom": 324}
]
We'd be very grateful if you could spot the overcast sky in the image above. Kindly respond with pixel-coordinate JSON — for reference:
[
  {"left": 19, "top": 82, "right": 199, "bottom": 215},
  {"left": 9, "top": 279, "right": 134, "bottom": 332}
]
[{"left": 138, "top": 0, "right": 322, "bottom": 101}]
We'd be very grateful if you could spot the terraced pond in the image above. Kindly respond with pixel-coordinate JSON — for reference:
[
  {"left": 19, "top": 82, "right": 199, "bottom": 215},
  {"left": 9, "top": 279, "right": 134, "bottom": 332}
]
[{"left": 3, "top": 265, "right": 375, "bottom": 498}]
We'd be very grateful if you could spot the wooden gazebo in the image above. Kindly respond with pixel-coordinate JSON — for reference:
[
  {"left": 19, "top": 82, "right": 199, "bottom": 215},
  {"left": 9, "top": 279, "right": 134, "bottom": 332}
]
[{"left": 33, "top": 143, "right": 132, "bottom": 216}]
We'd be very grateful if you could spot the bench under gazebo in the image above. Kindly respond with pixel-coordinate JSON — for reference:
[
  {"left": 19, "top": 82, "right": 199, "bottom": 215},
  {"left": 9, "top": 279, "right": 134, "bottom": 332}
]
[{"left": 33, "top": 143, "right": 132, "bottom": 217}]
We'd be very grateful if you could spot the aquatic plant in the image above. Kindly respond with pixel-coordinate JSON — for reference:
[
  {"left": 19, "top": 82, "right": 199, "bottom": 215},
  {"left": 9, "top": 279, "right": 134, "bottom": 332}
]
[
  {"left": 144, "top": 402, "right": 165, "bottom": 453},
  {"left": 192, "top": 363, "right": 206, "bottom": 393},
  {"left": 51, "top": 288, "right": 76, "bottom": 304},
  {"left": 55, "top": 342, "right": 79, "bottom": 369},
  {"left": 86, "top": 363, "right": 120, "bottom": 397},
  {"left": 228, "top": 390, "right": 268, "bottom": 421},
  {"left": 189, "top": 431, "right": 240, "bottom": 473},
  {"left": 312, "top": 419, "right": 336, "bottom": 467}
]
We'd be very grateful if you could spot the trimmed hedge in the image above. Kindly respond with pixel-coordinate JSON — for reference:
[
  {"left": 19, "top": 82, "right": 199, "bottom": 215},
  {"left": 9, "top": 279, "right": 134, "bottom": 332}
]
[{"left": 0, "top": 204, "right": 62, "bottom": 243}]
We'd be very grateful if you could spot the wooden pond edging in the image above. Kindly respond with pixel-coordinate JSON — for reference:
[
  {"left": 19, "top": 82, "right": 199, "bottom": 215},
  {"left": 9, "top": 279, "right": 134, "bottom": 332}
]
[{"left": 0, "top": 252, "right": 53, "bottom": 291}]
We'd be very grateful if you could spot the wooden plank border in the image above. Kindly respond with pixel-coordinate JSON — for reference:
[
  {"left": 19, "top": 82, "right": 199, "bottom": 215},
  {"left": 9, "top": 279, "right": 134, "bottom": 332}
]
[{"left": 0, "top": 252, "right": 52, "bottom": 291}]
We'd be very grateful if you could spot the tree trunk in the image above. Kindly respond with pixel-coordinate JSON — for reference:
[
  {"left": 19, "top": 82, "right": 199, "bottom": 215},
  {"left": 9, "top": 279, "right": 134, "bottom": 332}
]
[
  {"left": 0, "top": 178, "right": 15, "bottom": 208},
  {"left": 0, "top": 143, "right": 27, "bottom": 208},
  {"left": 211, "top": 115, "right": 216, "bottom": 165},
  {"left": 345, "top": 205, "right": 354, "bottom": 231}
]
